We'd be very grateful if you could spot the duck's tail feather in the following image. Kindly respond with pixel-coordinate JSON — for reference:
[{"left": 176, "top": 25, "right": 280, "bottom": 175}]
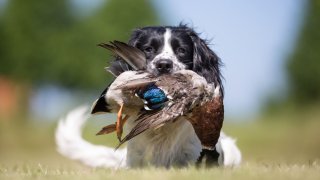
[
  {"left": 99, "top": 41, "right": 146, "bottom": 73},
  {"left": 105, "top": 60, "right": 132, "bottom": 77},
  {"left": 55, "top": 105, "right": 127, "bottom": 169},
  {"left": 91, "top": 91, "right": 111, "bottom": 115}
]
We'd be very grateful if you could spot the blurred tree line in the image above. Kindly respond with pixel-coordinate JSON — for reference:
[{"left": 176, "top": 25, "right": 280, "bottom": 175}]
[
  {"left": 0, "top": 0, "right": 159, "bottom": 90},
  {"left": 0, "top": 0, "right": 158, "bottom": 119},
  {"left": 287, "top": 0, "right": 320, "bottom": 105},
  {"left": 266, "top": 0, "right": 320, "bottom": 116},
  {"left": 1, "top": 0, "right": 319, "bottom": 119}
]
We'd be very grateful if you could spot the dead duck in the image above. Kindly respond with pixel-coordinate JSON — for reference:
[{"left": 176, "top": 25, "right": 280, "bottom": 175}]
[{"left": 91, "top": 41, "right": 223, "bottom": 150}]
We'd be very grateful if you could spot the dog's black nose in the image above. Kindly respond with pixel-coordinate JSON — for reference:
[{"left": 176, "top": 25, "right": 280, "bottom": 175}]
[{"left": 156, "top": 59, "right": 173, "bottom": 74}]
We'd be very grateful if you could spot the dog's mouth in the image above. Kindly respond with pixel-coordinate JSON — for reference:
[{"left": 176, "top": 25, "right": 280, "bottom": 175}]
[
  {"left": 155, "top": 69, "right": 173, "bottom": 76},
  {"left": 148, "top": 67, "right": 173, "bottom": 77},
  {"left": 147, "top": 60, "right": 188, "bottom": 76},
  {"left": 147, "top": 63, "right": 171, "bottom": 76}
]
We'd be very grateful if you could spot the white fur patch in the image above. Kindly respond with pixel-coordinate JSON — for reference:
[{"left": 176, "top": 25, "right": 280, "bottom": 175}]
[
  {"left": 162, "top": 29, "right": 174, "bottom": 54},
  {"left": 216, "top": 132, "right": 242, "bottom": 167},
  {"left": 55, "top": 106, "right": 127, "bottom": 169},
  {"left": 149, "top": 29, "right": 186, "bottom": 72},
  {"left": 213, "top": 85, "right": 221, "bottom": 97}
]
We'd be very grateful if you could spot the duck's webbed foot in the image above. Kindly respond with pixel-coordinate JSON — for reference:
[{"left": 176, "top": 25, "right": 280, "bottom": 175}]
[
  {"left": 116, "top": 104, "right": 130, "bottom": 141},
  {"left": 96, "top": 104, "right": 130, "bottom": 140},
  {"left": 96, "top": 124, "right": 116, "bottom": 135}
]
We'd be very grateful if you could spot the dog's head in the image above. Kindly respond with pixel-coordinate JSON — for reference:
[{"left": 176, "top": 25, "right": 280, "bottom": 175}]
[{"left": 113, "top": 25, "right": 224, "bottom": 96}]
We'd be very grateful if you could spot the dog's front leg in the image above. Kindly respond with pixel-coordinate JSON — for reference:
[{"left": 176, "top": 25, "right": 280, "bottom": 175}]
[
  {"left": 124, "top": 116, "right": 149, "bottom": 168},
  {"left": 126, "top": 135, "right": 148, "bottom": 168}
]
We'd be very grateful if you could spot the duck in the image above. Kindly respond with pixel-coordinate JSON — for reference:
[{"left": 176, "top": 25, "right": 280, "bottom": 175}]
[{"left": 91, "top": 41, "right": 224, "bottom": 150}]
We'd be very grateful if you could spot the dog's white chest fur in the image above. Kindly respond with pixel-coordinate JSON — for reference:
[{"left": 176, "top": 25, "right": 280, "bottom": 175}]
[{"left": 125, "top": 116, "right": 202, "bottom": 167}]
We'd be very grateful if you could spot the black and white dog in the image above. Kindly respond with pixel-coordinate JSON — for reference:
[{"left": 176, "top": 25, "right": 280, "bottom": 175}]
[{"left": 55, "top": 25, "right": 241, "bottom": 168}]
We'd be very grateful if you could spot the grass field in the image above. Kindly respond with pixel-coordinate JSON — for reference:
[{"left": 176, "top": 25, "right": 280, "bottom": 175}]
[
  {"left": 1, "top": 162, "right": 320, "bottom": 180},
  {"left": 1, "top": 107, "right": 320, "bottom": 179}
]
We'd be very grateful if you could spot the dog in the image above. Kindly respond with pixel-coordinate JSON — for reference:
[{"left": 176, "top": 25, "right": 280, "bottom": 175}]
[{"left": 55, "top": 25, "right": 241, "bottom": 168}]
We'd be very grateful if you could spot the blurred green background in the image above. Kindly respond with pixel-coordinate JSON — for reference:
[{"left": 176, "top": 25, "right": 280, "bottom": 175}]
[{"left": 0, "top": 0, "right": 320, "bottom": 178}]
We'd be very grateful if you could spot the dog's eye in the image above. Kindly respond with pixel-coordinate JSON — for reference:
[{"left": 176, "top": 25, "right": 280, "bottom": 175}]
[
  {"left": 143, "top": 46, "right": 154, "bottom": 53},
  {"left": 177, "top": 47, "right": 186, "bottom": 54}
]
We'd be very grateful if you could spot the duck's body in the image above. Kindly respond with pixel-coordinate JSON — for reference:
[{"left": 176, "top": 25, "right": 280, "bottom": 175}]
[
  {"left": 117, "top": 70, "right": 221, "bottom": 149},
  {"left": 91, "top": 41, "right": 224, "bottom": 150},
  {"left": 104, "top": 71, "right": 150, "bottom": 115}
]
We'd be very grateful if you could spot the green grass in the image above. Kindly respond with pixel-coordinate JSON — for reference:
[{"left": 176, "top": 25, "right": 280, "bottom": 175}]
[
  {"left": 1, "top": 162, "right": 320, "bottom": 180},
  {"left": 1, "top": 108, "right": 320, "bottom": 179}
]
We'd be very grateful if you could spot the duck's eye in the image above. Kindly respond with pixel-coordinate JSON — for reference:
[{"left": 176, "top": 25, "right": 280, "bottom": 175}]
[
  {"left": 177, "top": 47, "right": 186, "bottom": 54},
  {"left": 144, "top": 46, "right": 154, "bottom": 53}
]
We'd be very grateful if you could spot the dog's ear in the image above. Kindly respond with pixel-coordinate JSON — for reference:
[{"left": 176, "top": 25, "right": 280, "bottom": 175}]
[
  {"left": 186, "top": 28, "right": 224, "bottom": 97},
  {"left": 128, "top": 28, "right": 143, "bottom": 46}
]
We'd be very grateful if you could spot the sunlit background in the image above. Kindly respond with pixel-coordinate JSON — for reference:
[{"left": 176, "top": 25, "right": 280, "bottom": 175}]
[
  {"left": 0, "top": 0, "right": 320, "bottom": 177},
  {"left": 0, "top": 0, "right": 311, "bottom": 119}
]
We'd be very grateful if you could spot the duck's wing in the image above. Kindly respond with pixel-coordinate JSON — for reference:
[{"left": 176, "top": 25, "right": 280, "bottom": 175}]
[
  {"left": 114, "top": 76, "right": 157, "bottom": 90},
  {"left": 99, "top": 41, "right": 146, "bottom": 72},
  {"left": 117, "top": 73, "right": 213, "bottom": 147},
  {"left": 118, "top": 75, "right": 191, "bottom": 143},
  {"left": 117, "top": 97, "right": 192, "bottom": 147},
  {"left": 105, "top": 60, "right": 131, "bottom": 77}
]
